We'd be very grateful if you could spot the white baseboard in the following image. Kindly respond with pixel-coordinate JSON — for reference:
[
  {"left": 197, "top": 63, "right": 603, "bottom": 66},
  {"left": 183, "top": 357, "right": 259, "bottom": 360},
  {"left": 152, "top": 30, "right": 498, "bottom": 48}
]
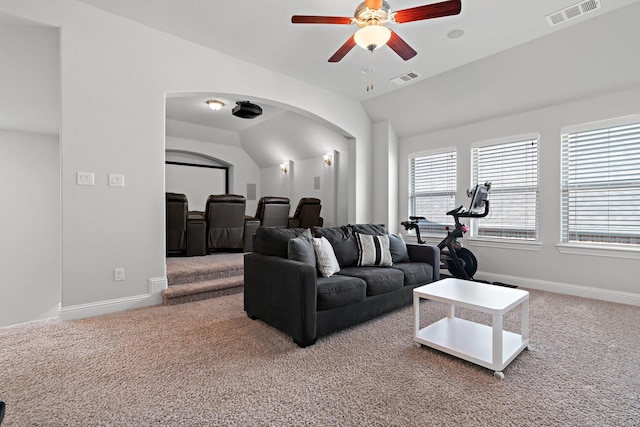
[
  {"left": 59, "top": 289, "right": 164, "bottom": 321},
  {"left": 474, "top": 271, "right": 640, "bottom": 307},
  {"left": 149, "top": 276, "right": 168, "bottom": 294}
]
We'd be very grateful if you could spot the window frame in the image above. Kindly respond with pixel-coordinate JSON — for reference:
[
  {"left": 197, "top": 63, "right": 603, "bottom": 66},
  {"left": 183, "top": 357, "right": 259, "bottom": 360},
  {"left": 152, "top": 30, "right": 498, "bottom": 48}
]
[
  {"left": 559, "top": 114, "right": 640, "bottom": 252},
  {"left": 408, "top": 147, "right": 457, "bottom": 238},
  {"left": 470, "top": 133, "right": 540, "bottom": 242}
]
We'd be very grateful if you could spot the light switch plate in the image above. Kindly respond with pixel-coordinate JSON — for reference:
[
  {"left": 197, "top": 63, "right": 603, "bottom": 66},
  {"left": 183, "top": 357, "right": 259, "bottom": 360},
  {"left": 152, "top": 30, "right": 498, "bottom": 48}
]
[
  {"left": 114, "top": 268, "right": 125, "bottom": 281},
  {"left": 77, "top": 171, "right": 95, "bottom": 186},
  {"left": 109, "top": 174, "right": 125, "bottom": 187}
]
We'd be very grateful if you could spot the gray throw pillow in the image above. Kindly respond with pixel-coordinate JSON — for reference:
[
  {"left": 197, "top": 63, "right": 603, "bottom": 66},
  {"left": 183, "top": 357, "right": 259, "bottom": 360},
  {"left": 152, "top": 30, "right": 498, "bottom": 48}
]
[
  {"left": 287, "top": 229, "right": 316, "bottom": 267},
  {"left": 255, "top": 227, "right": 304, "bottom": 258},
  {"left": 314, "top": 226, "right": 358, "bottom": 268},
  {"left": 388, "top": 233, "right": 410, "bottom": 264}
]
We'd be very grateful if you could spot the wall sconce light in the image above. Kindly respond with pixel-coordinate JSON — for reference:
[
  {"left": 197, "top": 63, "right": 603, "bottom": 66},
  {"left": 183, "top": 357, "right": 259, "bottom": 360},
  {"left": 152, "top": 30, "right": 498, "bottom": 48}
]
[
  {"left": 280, "top": 162, "right": 289, "bottom": 174},
  {"left": 323, "top": 153, "right": 333, "bottom": 166},
  {"left": 206, "top": 100, "right": 224, "bottom": 111}
]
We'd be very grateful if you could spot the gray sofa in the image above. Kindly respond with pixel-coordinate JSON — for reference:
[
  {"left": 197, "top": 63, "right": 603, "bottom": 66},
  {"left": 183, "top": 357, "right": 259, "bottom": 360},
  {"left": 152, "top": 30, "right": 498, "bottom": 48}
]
[{"left": 244, "top": 224, "right": 440, "bottom": 347}]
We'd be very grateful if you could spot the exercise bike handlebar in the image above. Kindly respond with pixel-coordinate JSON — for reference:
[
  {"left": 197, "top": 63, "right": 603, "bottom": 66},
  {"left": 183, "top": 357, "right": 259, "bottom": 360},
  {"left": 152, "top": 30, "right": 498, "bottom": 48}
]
[{"left": 446, "top": 201, "right": 490, "bottom": 219}]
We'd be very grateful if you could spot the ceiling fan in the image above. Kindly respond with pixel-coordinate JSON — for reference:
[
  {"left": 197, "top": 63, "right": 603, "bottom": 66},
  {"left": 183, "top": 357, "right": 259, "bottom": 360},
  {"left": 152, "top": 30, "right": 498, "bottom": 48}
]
[{"left": 292, "top": 0, "right": 462, "bottom": 62}]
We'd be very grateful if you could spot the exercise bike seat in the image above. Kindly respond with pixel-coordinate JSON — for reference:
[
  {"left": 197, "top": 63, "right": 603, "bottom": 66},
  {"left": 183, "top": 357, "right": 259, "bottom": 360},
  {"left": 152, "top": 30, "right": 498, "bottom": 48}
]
[{"left": 409, "top": 216, "right": 426, "bottom": 222}]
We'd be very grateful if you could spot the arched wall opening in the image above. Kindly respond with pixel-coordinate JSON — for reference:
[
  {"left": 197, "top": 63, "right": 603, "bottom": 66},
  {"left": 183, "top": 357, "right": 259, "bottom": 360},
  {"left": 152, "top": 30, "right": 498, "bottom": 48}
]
[{"left": 165, "top": 91, "right": 354, "bottom": 235}]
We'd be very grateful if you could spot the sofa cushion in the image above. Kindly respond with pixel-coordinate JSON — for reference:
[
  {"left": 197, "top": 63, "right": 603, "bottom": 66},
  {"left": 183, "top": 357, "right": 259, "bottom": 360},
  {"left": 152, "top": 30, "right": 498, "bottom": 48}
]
[
  {"left": 338, "top": 266, "right": 404, "bottom": 296},
  {"left": 350, "top": 223, "right": 387, "bottom": 235},
  {"left": 316, "top": 275, "right": 366, "bottom": 311},
  {"left": 288, "top": 228, "right": 316, "bottom": 267},
  {"left": 355, "top": 233, "right": 392, "bottom": 267},
  {"left": 391, "top": 262, "right": 434, "bottom": 286},
  {"left": 313, "top": 236, "right": 341, "bottom": 278},
  {"left": 255, "top": 227, "right": 304, "bottom": 258},
  {"left": 388, "top": 233, "right": 410, "bottom": 264},
  {"left": 314, "top": 226, "right": 358, "bottom": 268}
]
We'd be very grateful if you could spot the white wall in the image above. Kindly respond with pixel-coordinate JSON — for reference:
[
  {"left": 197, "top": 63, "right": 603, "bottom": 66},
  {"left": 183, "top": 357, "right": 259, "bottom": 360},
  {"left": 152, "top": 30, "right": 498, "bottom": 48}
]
[
  {"left": 399, "top": 85, "right": 640, "bottom": 303},
  {"left": 0, "top": 130, "right": 60, "bottom": 327},
  {"left": 372, "top": 121, "right": 399, "bottom": 232},
  {"left": 0, "top": 20, "right": 59, "bottom": 134},
  {"left": 259, "top": 153, "right": 343, "bottom": 227},
  {"left": 0, "top": 1, "right": 373, "bottom": 323}
]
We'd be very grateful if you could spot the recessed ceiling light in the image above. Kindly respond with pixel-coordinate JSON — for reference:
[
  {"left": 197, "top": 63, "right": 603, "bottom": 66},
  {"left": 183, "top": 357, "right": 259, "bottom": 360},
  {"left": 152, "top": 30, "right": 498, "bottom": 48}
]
[
  {"left": 447, "top": 29, "right": 466, "bottom": 39},
  {"left": 206, "top": 100, "right": 224, "bottom": 111}
]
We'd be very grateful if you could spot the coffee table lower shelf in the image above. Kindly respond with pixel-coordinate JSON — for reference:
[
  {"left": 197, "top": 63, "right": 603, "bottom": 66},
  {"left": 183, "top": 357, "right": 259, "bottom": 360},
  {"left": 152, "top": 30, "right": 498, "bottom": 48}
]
[{"left": 415, "top": 317, "right": 529, "bottom": 376}]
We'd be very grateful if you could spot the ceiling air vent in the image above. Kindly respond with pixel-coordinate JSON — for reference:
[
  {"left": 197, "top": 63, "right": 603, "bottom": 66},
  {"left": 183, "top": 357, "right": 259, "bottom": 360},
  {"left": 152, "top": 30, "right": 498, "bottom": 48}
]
[
  {"left": 390, "top": 71, "right": 421, "bottom": 86},
  {"left": 546, "top": 0, "right": 601, "bottom": 26}
]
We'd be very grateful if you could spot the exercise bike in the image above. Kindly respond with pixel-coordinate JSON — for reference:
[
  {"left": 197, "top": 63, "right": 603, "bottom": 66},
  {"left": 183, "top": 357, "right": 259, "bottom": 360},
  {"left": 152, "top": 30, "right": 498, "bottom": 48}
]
[{"left": 402, "top": 182, "right": 491, "bottom": 280}]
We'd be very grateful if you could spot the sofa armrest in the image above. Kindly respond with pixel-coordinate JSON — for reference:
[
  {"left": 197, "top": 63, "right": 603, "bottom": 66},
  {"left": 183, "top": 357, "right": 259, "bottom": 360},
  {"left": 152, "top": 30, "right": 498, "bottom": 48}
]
[
  {"left": 243, "top": 220, "right": 260, "bottom": 252},
  {"left": 407, "top": 244, "right": 440, "bottom": 281},
  {"left": 244, "top": 253, "right": 319, "bottom": 346}
]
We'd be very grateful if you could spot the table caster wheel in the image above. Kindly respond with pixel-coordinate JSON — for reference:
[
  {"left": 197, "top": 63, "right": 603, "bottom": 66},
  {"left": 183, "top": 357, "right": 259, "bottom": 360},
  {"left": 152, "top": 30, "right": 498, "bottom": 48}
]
[
  {"left": 414, "top": 342, "right": 422, "bottom": 348},
  {"left": 493, "top": 371, "right": 504, "bottom": 380}
]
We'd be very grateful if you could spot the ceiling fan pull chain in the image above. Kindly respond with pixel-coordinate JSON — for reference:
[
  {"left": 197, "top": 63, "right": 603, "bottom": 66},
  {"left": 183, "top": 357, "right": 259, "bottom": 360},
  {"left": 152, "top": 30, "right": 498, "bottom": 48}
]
[{"left": 363, "top": 67, "right": 374, "bottom": 92}]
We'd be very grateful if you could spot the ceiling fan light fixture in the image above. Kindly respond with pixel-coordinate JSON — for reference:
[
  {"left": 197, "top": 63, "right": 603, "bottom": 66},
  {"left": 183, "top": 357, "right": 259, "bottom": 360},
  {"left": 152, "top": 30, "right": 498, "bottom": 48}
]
[
  {"left": 354, "top": 25, "right": 391, "bottom": 52},
  {"left": 206, "top": 100, "right": 224, "bottom": 111}
]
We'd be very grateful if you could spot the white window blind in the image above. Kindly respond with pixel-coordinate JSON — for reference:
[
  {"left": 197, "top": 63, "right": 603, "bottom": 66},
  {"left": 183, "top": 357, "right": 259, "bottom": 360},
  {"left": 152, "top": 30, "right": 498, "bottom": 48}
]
[
  {"left": 561, "top": 118, "right": 640, "bottom": 245},
  {"left": 472, "top": 137, "right": 539, "bottom": 240},
  {"left": 409, "top": 150, "right": 456, "bottom": 236}
]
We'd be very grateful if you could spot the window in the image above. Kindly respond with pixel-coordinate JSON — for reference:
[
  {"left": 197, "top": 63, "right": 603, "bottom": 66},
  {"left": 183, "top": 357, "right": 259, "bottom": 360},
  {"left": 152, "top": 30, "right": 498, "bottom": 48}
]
[
  {"left": 408, "top": 149, "right": 456, "bottom": 237},
  {"left": 561, "top": 115, "right": 640, "bottom": 246},
  {"left": 471, "top": 135, "right": 539, "bottom": 240}
]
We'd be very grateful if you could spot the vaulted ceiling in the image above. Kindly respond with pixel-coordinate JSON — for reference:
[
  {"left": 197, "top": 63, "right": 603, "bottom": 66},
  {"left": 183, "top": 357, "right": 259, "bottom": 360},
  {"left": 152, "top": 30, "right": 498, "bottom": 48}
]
[
  {"left": 78, "top": 0, "right": 640, "bottom": 142},
  {"left": 3, "top": 1, "right": 640, "bottom": 167}
]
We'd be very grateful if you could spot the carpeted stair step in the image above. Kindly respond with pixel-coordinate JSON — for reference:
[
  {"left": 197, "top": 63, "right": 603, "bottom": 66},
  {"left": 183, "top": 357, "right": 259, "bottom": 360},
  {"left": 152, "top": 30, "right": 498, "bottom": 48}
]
[
  {"left": 168, "top": 264, "right": 244, "bottom": 287},
  {"left": 163, "top": 275, "right": 244, "bottom": 305}
]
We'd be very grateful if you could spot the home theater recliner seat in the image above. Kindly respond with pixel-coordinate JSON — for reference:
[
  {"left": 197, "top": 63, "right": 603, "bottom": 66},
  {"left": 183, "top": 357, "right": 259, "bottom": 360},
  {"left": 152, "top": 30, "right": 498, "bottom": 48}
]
[
  {"left": 166, "top": 192, "right": 207, "bottom": 256},
  {"left": 251, "top": 196, "right": 291, "bottom": 227},
  {"left": 288, "top": 197, "right": 324, "bottom": 228},
  {"left": 244, "top": 224, "right": 440, "bottom": 347},
  {"left": 204, "top": 194, "right": 250, "bottom": 252},
  {"left": 166, "top": 192, "right": 188, "bottom": 254}
]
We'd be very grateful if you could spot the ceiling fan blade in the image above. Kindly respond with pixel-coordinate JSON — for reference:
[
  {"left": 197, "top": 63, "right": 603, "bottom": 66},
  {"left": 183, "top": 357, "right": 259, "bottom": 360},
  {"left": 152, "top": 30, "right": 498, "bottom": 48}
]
[
  {"left": 387, "top": 31, "right": 417, "bottom": 61},
  {"left": 291, "top": 15, "right": 352, "bottom": 25},
  {"left": 394, "top": 0, "right": 462, "bottom": 24},
  {"left": 328, "top": 36, "right": 356, "bottom": 62},
  {"left": 365, "top": 0, "right": 383, "bottom": 9}
]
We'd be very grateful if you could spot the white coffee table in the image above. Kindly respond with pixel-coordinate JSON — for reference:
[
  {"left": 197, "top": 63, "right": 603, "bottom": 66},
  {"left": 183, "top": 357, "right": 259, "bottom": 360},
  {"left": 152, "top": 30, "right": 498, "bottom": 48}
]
[{"left": 413, "top": 278, "right": 529, "bottom": 379}]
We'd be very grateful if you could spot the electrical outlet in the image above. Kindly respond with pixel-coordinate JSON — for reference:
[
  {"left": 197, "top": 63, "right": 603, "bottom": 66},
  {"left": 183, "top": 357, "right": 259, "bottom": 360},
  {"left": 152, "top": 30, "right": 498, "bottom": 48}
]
[{"left": 114, "top": 268, "right": 125, "bottom": 281}]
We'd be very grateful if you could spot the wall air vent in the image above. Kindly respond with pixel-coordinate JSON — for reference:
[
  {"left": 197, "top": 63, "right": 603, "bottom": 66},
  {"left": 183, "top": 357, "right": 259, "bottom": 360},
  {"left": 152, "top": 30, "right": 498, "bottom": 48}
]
[
  {"left": 546, "top": 0, "right": 601, "bottom": 26},
  {"left": 390, "top": 71, "right": 421, "bottom": 86}
]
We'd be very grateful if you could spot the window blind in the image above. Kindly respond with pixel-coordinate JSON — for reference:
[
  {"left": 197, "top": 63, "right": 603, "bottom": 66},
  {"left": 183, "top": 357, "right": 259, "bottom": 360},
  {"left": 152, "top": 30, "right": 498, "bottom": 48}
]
[
  {"left": 561, "top": 120, "right": 640, "bottom": 245},
  {"left": 472, "top": 137, "right": 539, "bottom": 240},
  {"left": 409, "top": 150, "right": 456, "bottom": 236}
]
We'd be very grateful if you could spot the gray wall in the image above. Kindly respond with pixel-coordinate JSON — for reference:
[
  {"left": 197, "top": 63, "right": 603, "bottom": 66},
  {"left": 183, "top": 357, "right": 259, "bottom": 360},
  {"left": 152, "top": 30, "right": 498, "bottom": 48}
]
[
  {"left": 0, "top": 17, "right": 60, "bottom": 327},
  {"left": 0, "top": 130, "right": 60, "bottom": 326},
  {"left": 2, "top": 0, "right": 639, "bottom": 328},
  {"left": 398, "top": 85, "right": 640, "bottom": 303},
  {"left": 0, "top": 1, "right": 372, "bottom": 326}
]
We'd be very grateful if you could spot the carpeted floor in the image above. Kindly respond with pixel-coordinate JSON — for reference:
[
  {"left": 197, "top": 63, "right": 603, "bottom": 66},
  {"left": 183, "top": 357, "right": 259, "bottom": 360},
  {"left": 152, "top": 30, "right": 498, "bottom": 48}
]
[{"left": 1, "top": 288, "right": 639, "bottom": 426}]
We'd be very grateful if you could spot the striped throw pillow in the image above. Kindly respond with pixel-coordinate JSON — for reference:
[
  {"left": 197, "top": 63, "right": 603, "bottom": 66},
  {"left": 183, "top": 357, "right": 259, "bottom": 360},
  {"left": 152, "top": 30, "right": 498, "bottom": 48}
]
[{"left": 355, "top": 233, "right": 392, "bottom": 267}]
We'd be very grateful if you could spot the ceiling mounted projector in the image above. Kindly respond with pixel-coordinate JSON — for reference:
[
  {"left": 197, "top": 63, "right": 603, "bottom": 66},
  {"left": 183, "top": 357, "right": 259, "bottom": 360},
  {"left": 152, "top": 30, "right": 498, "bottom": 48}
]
[{"left": 232, "top": 101, "right": 263, "bottom": 119}]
